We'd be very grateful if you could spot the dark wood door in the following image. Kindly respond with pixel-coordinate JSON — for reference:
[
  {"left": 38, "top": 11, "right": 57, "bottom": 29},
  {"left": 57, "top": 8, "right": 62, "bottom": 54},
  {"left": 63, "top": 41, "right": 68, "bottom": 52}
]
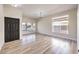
[{"left": 5, "top": 17, "right": 20, "bottom": 42}]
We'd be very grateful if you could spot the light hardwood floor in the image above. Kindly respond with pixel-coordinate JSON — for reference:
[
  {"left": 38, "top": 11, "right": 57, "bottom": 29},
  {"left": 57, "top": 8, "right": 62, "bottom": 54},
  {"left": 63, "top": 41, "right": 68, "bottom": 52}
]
[{"left": 0, "top": 34, "right": 77, "bottom": 54}]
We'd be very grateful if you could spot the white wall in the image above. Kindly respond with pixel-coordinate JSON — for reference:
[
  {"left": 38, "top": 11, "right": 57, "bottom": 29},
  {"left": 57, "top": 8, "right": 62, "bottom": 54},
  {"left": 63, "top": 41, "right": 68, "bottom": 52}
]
[
  {"left": 38, "top": 8, "right": 77, "bottom": 40},
  {"left": 0, "top": 5, "right": 4, "bottom": 50},
  {"left": 38, "top": 17, "right": 52, "bottom": 35},
  {"left": 77, "top": 5, "right": 79, "bottom": 50},
  {"left": 4, "top": 5, "right": 23, "bottom": 39},
  {"left": 22, "top": 16, "right": 35, "bottom": 23}
]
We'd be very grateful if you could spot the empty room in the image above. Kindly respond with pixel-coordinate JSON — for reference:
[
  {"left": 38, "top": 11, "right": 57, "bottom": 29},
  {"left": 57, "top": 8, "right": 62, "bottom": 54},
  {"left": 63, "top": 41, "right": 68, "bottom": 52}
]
[{"left": 0, "top": 4, "right": 78, "bottom": 54}]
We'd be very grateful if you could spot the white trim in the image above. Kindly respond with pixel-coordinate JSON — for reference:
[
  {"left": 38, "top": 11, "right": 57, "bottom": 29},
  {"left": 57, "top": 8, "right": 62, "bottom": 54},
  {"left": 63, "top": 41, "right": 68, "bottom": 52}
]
[
  {"left": 52, "top": 15, "right": 69, "bottom": 20},
  {"left": 38, "top": 32, "right": 77, "bottom": 42},
  {"left": 0, "top": 45, "right": 3, "bottom": 51}
]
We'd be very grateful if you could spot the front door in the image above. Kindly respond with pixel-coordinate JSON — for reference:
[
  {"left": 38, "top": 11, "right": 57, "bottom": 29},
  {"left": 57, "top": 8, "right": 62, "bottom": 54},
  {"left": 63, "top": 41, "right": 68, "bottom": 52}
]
[{"left": 5, "top": 17, "right": 20, "bottom": 42}]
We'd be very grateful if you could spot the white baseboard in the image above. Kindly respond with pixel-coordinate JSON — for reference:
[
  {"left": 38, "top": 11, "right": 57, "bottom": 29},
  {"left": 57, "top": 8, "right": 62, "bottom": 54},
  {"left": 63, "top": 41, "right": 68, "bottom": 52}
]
[
  {"left": 22, "top": 32, "right": 35, "bottom": 36},
  {"left": 38, "top": 32, "right": 77, "bottom": 42}
]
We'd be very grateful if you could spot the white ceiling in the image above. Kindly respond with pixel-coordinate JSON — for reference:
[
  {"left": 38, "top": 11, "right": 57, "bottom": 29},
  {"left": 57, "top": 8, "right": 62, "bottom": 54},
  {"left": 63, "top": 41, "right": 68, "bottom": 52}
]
[{"left": 8, "top": 4, "right": 77, "bottom": 19}]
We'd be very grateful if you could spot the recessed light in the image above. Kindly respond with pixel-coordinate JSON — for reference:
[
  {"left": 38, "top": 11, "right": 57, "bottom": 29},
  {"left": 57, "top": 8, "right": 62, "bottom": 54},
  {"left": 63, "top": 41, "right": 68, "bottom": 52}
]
[{"left": 11, "top": 4, "right": 22, "bottom": 7}]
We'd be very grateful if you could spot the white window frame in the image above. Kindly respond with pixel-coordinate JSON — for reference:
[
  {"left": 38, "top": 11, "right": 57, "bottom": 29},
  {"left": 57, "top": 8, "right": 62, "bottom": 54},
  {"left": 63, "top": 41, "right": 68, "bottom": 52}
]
[{"left": 52, "top": 15, "right": 69, "bottom": 34}]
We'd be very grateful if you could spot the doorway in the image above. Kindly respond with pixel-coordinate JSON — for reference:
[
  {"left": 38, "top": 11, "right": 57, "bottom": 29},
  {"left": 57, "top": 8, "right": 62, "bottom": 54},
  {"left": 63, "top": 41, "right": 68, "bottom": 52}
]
[{"left": 5, "top": 17, "right": 20, "bottom": 42}]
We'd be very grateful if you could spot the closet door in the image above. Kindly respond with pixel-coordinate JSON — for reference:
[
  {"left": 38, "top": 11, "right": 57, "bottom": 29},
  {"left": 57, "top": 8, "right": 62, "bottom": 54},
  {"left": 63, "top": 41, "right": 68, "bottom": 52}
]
[
  {"left": 11, "top": 19, "right": 19, "bottom": 41},
  {"left": 5, "top": 17, "right": 19, "bottom": 42},
  {"left": 5, "top": 19, "right": 11, "bottom": 42}
]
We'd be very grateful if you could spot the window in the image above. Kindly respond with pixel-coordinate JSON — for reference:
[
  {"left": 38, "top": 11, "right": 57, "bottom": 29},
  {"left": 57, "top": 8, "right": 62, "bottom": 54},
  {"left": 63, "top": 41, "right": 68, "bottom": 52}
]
[
  {"left": 22, "top": 22, "right": 36, "bottom": 32},
  {"left": 26, "top": 23, "right": 32, "bottom": 31},
  {"left": 52, "top": 15, "right": 69, "bottom": 34},
  {"left": 22, "top": 23, "right": 27, "bottom": 31},
  {"left": 22, "top": 22, "right": 32, "bottom": 31}
]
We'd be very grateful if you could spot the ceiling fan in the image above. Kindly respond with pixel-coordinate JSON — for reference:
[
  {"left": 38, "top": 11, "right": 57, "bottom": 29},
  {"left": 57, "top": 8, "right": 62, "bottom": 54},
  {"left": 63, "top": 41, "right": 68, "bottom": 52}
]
[{"left": 39, "top": 11, "right": 43, "bottom": 18}]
